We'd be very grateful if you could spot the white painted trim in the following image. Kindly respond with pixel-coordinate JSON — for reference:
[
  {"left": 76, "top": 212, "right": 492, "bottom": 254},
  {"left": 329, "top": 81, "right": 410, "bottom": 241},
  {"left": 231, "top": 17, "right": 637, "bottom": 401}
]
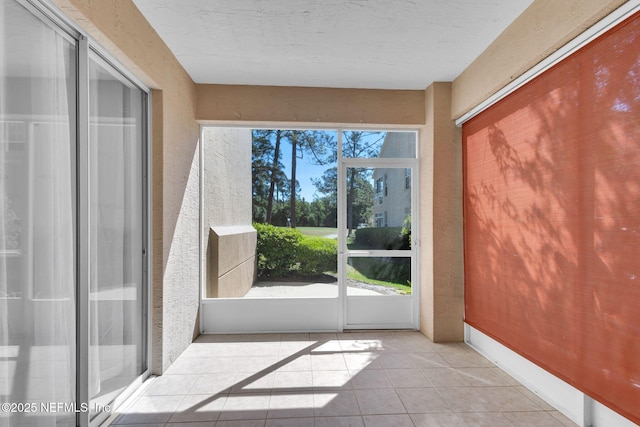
[
  {"left": 465, "top": 324, "right": 639, "bottom": 427},
  {"left": 346, "top": 295, "right": 414, "bottom": 329},
  {"left": 202, "top": 298, "right": 341, "bottom": 333},
  {"left": 455, "top": 1, "right": 640, "bottom": 126}
]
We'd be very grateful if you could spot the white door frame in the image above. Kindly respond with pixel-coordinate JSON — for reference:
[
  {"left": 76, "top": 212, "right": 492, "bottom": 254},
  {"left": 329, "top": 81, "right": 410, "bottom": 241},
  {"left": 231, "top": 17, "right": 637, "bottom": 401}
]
[{"left": 338, "top": 131, "right": 420, "bottom": 330}]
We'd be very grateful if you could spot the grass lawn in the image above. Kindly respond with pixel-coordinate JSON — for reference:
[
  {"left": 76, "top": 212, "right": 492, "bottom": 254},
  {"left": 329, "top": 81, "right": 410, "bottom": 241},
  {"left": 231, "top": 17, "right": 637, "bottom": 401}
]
[
  {"left": 293, "top": 226, "right": 338, "bottom": 237},
  {"left": 346, "top": 265, "right": 411, "bottom": 294},
  {"left": 273, "top": 226, "right": 410, "bottom": 293}
]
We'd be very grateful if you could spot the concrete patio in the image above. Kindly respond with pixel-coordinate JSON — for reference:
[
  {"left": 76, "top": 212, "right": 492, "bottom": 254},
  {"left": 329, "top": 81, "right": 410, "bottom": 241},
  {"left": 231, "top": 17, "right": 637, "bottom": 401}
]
[{"left": 105, "top": 331, "right": 576, "bottom": 426}]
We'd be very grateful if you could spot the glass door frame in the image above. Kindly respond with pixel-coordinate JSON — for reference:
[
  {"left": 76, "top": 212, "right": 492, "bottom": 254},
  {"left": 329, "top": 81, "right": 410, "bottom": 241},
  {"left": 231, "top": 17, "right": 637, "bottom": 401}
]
[
  {"left": 337, "top": 130, "right": 420, "bottom": 330},
  {"left": 79, "top": 41, "right": 152, "bottom": 427},
  {"left": 15, "top": 1, "right": 153, "bottom": 426}
]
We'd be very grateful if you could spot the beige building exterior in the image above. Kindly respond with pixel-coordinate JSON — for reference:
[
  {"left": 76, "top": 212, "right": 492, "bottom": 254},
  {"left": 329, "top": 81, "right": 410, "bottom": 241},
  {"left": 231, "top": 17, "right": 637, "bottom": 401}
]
[{"left": 372, "top": 132, "right": 416, "bottom": 228}]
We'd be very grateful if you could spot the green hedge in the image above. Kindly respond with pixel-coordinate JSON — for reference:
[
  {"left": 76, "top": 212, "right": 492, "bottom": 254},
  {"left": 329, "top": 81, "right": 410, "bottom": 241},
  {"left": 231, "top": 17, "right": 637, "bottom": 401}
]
[
  {"left": 254, "top": 223, "right": 301, "bottom": 277},
  {"left": 297, "top": 236, "right": 337, "bottom": 275},
  {"left": 254, "top": 223, "right": 337, "bottom": 278},
  {"left": 354, "top": 226, "right": 409, "bottom": 250}
]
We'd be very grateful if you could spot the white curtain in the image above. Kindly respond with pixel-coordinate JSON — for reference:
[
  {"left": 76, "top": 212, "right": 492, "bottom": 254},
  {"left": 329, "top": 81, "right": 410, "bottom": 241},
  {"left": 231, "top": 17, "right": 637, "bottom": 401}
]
[{"left": 1, "top": 0, "right": 76, "bottom": 426}]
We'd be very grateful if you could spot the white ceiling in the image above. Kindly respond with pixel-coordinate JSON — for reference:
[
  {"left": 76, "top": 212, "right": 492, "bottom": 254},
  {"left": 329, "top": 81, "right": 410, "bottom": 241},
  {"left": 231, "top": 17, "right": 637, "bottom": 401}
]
[{"left": 133, "top": 0, "right": 533, "bottom": 90}]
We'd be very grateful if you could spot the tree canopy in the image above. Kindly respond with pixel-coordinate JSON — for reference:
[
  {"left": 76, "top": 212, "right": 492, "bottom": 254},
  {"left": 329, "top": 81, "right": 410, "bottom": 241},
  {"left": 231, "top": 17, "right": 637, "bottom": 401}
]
[{"left": 252, "top": 129, "right": 382, "bottom": 230}]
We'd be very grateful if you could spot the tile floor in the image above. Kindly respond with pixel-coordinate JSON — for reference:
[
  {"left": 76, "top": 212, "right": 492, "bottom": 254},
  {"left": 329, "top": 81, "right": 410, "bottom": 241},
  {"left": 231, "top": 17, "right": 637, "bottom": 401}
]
[{"left": 107, "top": 331, "right": 577, "bottom": 427}]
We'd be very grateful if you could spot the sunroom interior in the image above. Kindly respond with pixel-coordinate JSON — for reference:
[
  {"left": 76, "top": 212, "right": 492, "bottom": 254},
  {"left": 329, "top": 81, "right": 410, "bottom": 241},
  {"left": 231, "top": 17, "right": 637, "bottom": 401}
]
[{"left": 1, "top": 0, "right": 639, "bottom": 426}]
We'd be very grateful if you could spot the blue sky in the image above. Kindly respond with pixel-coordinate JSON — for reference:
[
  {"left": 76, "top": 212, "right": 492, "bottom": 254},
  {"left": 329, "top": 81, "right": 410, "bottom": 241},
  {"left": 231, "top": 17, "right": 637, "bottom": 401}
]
[
  {"left": 258, "top": 130, "right": 389, "bottom": 201},
  {"left": 277, "top": 132, "right": 337, "bottom": 201}
]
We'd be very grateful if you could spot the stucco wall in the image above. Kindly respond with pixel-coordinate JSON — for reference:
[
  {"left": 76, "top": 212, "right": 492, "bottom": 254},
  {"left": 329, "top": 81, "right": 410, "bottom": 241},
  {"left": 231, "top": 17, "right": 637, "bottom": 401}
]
[
  {"left": 420, "top": 82, "right": 464, "bottom": 342},
  {"left": 197, "top": 84, "right": 425, "bottom": 125},
  {"left": 452, "top": 0, "right": 627, "bottom": 119},
  {"left": 201, "top": 128, "right": 256, "bottom": 299},
  {"left": 53, "top": 0, "right": 201, "bottom": 373}
]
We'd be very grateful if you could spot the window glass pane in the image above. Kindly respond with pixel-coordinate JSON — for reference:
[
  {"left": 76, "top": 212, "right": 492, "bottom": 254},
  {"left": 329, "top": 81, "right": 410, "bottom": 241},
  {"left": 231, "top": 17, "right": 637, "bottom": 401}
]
[
  {"left": 1, "top": 0, "right": 77, "bottom": 425},
  {"left": 342, "top": 131, "right": 416, "bottom": 158},
  {"left": 347, "top": 167, "right": 412, "bottom": 250},
  {"left": 346, "top": 257, "right": 412, "bottom": 296},
  {"left": 89, "top": 54, "right": 145, "bottom": 416},
  {"left": 210, "top": 129, "right": 339, "bottom": 299}
]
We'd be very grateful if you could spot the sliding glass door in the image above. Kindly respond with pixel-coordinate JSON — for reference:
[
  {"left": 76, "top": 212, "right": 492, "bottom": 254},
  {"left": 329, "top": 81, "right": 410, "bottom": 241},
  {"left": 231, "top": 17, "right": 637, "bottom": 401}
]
[
  {"left": 87, "top": 52, "right": 147, "bottom": 420},
  {"left": 1, "top": 1, "right": 149, "bottom": 425},
  {"left": 1, "top": 1, "right": 77, "bottom": 425}
]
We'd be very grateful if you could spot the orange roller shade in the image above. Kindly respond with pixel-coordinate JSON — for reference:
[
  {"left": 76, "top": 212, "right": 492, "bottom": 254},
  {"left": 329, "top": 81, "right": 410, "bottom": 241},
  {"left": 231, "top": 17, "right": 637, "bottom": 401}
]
[{"left": 463, "top": 11, "right": 640, "bottom": 425}]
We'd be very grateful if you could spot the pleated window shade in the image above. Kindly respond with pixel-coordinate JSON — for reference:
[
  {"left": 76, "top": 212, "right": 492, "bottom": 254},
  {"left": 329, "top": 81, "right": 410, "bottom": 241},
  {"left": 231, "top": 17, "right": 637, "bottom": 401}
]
[{"left": 463, "top": 11, "right": 640, "bottom": 424}]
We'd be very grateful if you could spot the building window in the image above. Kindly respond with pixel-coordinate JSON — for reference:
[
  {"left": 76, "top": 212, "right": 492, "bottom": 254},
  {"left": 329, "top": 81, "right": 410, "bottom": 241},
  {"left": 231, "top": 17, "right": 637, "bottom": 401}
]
[
  {"left": 405, "top": 168, "right": 411, "bottom": 189},
  {"left": 375, "top": 176, "right": 384, "bottom": 204},
  {"left": 384, "top": 173, "right": 388, "bottom": 196},
  {"left": 374, "top": 212, "right": 384, "bottom": 227}
]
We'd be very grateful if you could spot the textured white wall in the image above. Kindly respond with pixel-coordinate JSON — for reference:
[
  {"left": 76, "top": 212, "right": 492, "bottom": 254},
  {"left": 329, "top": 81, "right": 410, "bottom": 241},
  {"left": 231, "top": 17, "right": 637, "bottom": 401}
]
[
  {"left": 203, "top": 127, "right": 253, "bottom": 226},
  {"left": 202, "top": 127, "right": 255, "bottom": 299}
]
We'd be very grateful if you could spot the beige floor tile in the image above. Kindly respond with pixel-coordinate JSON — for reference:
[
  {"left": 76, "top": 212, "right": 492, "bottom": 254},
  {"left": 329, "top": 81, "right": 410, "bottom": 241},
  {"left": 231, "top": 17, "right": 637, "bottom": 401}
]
[
  {"left": 215, "top": 419, "right": 266, "bottom": 427},
  {"left": 111, "top": 332, "right": 579, "bottom": 427},
  {"left": 350, "top": 369, "right": 393, "bottom": 389},
  {"left": 491, "top": 367, "right": 523, "bottom": 386},
  {"left": 406, "top": 352, "right": 450, "bottom": 369},
  {"left": 339, "top": 339, "right": 383, "bottom": 352},
  {"left": 276, "top": 354, "right": 311, "bottom": 372},
  {"left": 272, "top": 370, "right": 313, "bottom": 391},
  {"left": 116, "top": 424, "right": 163, "bottom": 427},
  {"left": 436, "top": 386, "right": 493, "bottom": 412},
  {"left": 457, "top": 411, "right": 514, "bottom": 426},
  {"left": 410, "top": 412, "right": 466, "bottom": 427},
  {"left": 265, "top": 417, "right": 314, "bottom": 427},
  {"left": 115, "top": 395, "right": 180, "bottom": 425},
  {"left": 504, "top": 410, "right": 566, "bottom": 426},
  {"left": 480, "top": 386, "right": 543, "bottom": 411},
  {"left": 343, "top": 353, "right": 382, "bottom": 372},
  {"left": 385, "top": 368, "right": 432, "bottom": 388},
  {"left": 267, "top": 393, "right": 314, "bottom": 418},
  {"left": 315, "top": 415, "right": 365, "bottom": 427},
  {"left": 309, "top": 332, "right": 338, "bottom": 342},
  {"left": 439, "top": 349, "right": 495, "bottom": 368},
  {"left": 188, "top": 373, "right": 237, "bottom": 395},
  {"left": 314, "top": 390, "right": 361, "bottom": 417},
  {"left": 231, "top": 372, "right": 275, "bottom": 394},
  {"left": 165, "top": 422, "right": 218, "bottom": 427},
  {"left": 456, "top": 367, "right": 513, "bottom": 386},
  {"left": 140, "top": 374, "right": 199, "bottom": 396},
  {"left": 312, "top": 339, "right": 344, "bottom": 352},
  {"left": 375, "top": 353, "right": 418, "bottom": 369},
  {"left": 163, "top": 356, "right": 206, "bottom": 375},
  {"left": 422, "top": 367, "right": 472, "bottom": 387},
  {"left": 354, "top": 388, "right": 406, "bottom": 415},
  {"left": 311, "top": 353, "right": 348, "bottom": 371},
  {"left": 199, "top": 357, "right": 244, "bottom": 374},
  {"left": 362, "top": 414, "right": 415, "bottom": 426},
  {"left": 312, "top": 370, "right": 352, "bottom": 389},
  {"left": 548, "top": 410, "right": 579, "bottom": 426},
  {"left": 514, "top": 385, "right": 555, "bottom": 410},
  {"left": 395, "top": 387, "right": 451, "bottom": 413},
  {"left": 279, "top": 341, "right": 313, "bottom": 357},
  {"left": 168, "top": 394, "right": 226, "bottom": 423},
  {"left": 238, "top": 356, "right": 282, "bottom": 373},
  {"left": 218, "top": 393, "right": 270, "bottom": 421}
]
